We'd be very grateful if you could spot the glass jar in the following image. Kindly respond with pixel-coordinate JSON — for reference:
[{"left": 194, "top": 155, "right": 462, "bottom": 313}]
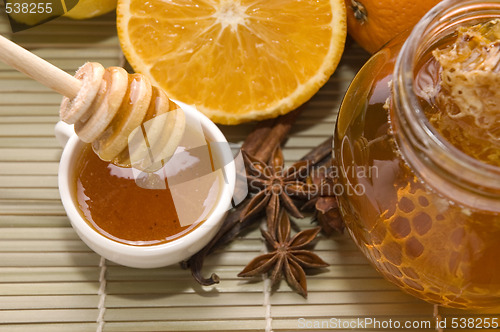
[{"left": 333, "top": 0, "right": 500, "bottom": 308}]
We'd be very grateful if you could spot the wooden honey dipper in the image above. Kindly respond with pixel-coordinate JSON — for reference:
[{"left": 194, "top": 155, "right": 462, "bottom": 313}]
[{"left": 0, "top": 35, "right": 186, "bottom": 172}]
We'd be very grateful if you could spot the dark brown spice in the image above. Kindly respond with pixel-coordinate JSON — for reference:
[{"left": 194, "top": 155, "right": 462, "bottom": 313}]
[
  {"left": 251, "top": 109, "right": 301, "bottom": 161},
  {"left": 315, "top": 196, "right": 344, "bottom": 235},
  {"left": 181, "top": 112, "right": 301, "bottom": 286},
  {"left": 302, "top": 159, "right": 345, "bottom": 235},
  {"left": 300, "top": 136, "right": 333, "bottom": 164},
  {"left": 241, "top": 147, "right": 315, "bottom": 231},
  {"left": 240, "top": 118, "right": 276, "bottom": 156},
  {"left": 238, "top": 209, "right": 328, "bottom": 297},
  {"left": 181, "top": 109, "right": 338, "bottom": 293}
]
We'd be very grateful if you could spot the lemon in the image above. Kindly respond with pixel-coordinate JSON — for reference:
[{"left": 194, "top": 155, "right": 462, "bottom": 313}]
[
  {"left": 117, "top": 0, "right": 346, "bottom": 124},
  {"left": 64, "top": 0, "right": 117, "bottom": 20}
]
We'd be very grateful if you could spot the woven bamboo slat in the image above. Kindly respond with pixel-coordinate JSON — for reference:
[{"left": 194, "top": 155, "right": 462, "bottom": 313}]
[{"left": 0, "top": 5, "right": 497, "bottom": 332}]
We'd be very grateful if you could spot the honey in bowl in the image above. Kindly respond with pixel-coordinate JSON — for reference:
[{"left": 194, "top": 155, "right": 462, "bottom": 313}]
[{"left": 72, "top": 116, "right": 224, "bottom": 246}]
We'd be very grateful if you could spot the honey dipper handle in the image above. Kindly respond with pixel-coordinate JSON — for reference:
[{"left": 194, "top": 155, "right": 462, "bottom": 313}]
[{"left": 0, "top": 34, "right": 81, "bottom": 98}]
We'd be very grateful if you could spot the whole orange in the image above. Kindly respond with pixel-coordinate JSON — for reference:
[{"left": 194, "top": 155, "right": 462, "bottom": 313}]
[{"left": 345, "top": 0, "right": 442, "bottom": 53}]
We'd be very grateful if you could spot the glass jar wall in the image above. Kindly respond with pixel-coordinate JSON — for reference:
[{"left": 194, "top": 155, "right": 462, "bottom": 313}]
[{"left": 333, "top": 0, "right": 500, "bottom": 308}]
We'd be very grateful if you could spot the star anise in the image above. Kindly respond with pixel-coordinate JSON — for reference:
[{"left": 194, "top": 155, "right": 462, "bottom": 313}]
[
  {"left": 238, "top": 210, "right": 328, "bottom": 297},
  {"left": 314, "top": 196, "right": 344, "bottom": 235},
  {"left": 241, "top": 147, "right": 315, "bottom": 231},
  {"left": 302, "top": 162, "right": 344, "bottom": 235},
  {"left": 183, "top": 132, "right": 336, "bottom": 288}
]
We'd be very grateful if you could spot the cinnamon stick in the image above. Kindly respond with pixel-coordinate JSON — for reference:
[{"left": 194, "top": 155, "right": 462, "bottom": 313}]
[
  {"left": 254, "top": 109, "right": 302, "bottom": 162},
  {"left": 241, "top": 118, "right": 276, "bottom": 155},
  {"left": 300, "top": 136, "right": 333, "bottom": 165}
]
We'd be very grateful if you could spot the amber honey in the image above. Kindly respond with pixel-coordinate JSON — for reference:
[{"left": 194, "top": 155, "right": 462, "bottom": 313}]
[
  {"left": 334, "top": 9, "right": 500, "bottom": 308},
  {"left": 73, "top": 135, "right": 223, "bottom": 246}
]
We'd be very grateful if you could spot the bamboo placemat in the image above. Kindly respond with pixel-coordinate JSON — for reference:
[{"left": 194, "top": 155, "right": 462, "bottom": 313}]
[{"left": 0, "top": 7, "right": 499, "bottom": 332}]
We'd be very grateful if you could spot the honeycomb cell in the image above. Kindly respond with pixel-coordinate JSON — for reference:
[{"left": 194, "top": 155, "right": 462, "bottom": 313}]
[
  {"left": 429, "top": 286, "right": 441, "bottom": 293},
  {"left": 405, "top": 237, "right": 424, "bottom": 258},
  {"left": 390, "top": 216, "right": 411, "bottom": 238},
  {"left": 380, "top": 241, "right": 403, "bottom": 265},
  {"left": 369, "top": 246, "right": 382, "bottom": 260},
  {"left": 412, "top": 212, "right": 433, "bottom": 235},
  {"left": 424, "top": 291, "right": 445, "bottom": 302},
  {"left": 418, "top": 195, "right": 430, "bottom": 207},
  {"left": 398, "top": 197, "right": 415, "bottom": 213},
  {"left": 382, "top": 261, "right": 403, "bottom": 278},
  {"left": 402, "top": 277, "right": 425, "bottom": 291},
  {"left": 401, "top": 266, "right": 420, "bottom": 279}
]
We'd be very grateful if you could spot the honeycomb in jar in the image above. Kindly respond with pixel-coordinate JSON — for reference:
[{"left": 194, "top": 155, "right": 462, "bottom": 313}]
[
  {"left": 427, "top": 19, "right": 500, "bottom": 166},
  {"left": 367, "top": 177, "right": 492, "bottom": 308}
]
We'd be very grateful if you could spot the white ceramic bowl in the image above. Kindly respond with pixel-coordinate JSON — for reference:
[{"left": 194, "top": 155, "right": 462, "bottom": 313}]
[{"left": 56, "top": 104, "right": 235, "bottom": 268}]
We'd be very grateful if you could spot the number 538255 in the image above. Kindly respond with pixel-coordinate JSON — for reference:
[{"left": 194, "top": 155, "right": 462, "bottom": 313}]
[
  {"left": 5, "top": 2, "right": 53, "bottom": 14},
  {"left": 451, "top": 317, "right": 499, "bottom": 329}
]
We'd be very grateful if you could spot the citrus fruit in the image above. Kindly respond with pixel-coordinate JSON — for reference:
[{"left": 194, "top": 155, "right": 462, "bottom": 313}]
[
  {"left": 117, "top": 0, "right": 347, "bottom": 125},
  {"left": 345, "top": 0, "right": 442, "bottom": 54},
  {"left": 64, "top": 0, "right": 117, "bottom": 20}
]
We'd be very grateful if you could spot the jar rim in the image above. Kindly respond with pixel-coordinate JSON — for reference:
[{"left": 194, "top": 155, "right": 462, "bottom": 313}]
[{"left": 392, "top": 0, "right": 500, "bottom": 202}]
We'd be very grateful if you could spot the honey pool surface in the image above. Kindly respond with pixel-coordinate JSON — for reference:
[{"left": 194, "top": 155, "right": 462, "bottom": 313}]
[{"left": 74, "top": 140, "right": 221, "bottom": 246}]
